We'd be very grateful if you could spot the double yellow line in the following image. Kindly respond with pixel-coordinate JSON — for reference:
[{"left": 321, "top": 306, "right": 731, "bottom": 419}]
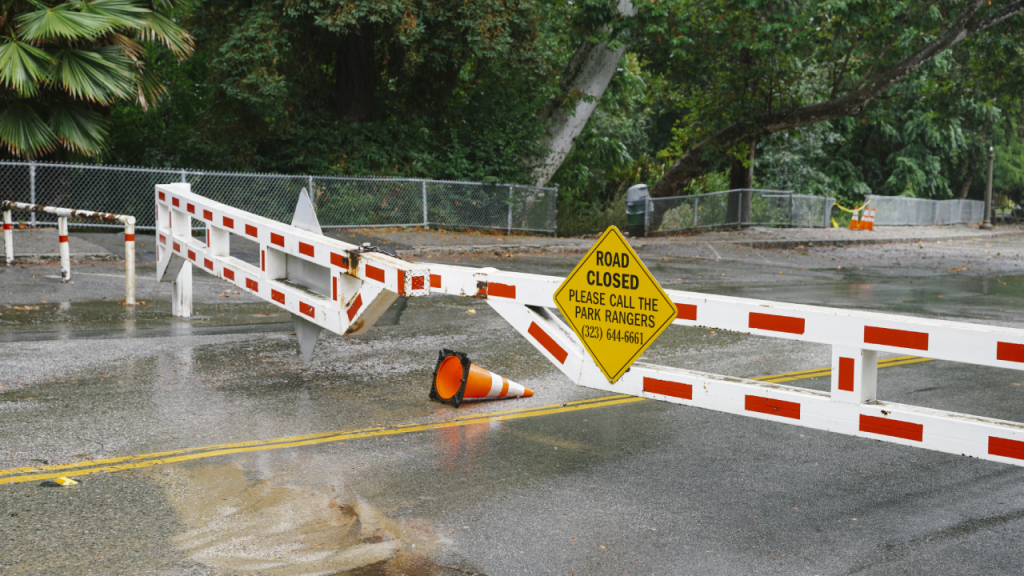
[
  {"left": 757, "top": 355, "right": 932, "bottom": 383},
  {"left": 0, "top": 356, "right": 933, "bottom": 485}
]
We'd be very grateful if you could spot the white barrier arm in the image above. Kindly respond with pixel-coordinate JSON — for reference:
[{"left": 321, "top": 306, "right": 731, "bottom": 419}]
[
  {"left": 423, "top": 263, "right": 1024, "bottom": 467},
  {"left": 3, "top": 210, "right": 11, "bottom": 266},
  {"left": 156, "top": 184, "right": 431, "bottom": 361}
]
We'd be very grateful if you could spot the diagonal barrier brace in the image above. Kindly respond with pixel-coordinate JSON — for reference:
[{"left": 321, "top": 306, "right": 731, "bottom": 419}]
[
  {"left": 426, "top": 262, "right": 1024, "bottom": 467},
  {"left": 155, "top": 184, "right": 430, "bottom": 361}
]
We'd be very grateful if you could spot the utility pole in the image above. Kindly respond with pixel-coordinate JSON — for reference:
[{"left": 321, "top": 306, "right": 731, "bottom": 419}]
[{"left": 982, "top": 146, "right": 994, "bottom": 230}]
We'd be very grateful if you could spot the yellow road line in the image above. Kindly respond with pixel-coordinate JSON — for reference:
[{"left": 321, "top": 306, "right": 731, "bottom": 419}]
[
  {"left": 1, "top": 356, "right": 936, "bottom": 485},
  {"left": 0, "top": 394, "right": 634, "bottom": 478},
  {"left": 2, "top": 396, "right": 644, "bottom": 485}
]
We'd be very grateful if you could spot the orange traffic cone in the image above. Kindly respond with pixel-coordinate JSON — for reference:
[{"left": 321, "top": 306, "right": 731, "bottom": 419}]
[
  {"left": 848, "top": 208, "right": 861, "bottom": 230},
  {"left": 863, "top": 207, "right": 875, "bottom": 231},
  {"left": 430, "top": 350, "right": 533, "bottom": 407}
]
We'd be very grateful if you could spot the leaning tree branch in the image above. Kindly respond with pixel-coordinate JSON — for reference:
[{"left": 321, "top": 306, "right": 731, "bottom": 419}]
[{"left": 650, "top": 0, "right": 1024, "bottom": 198}]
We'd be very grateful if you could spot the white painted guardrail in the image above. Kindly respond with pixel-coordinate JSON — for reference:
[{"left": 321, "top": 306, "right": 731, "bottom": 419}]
[
  {"left": 161, "top": 186, "right": 1024, "bottom": 467},
  {"left": 2, "top": 200, "right": 136, "bottom": 304}
]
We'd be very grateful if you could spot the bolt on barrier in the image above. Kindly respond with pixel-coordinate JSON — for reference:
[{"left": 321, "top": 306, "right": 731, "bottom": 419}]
[
  {"left": 163, "top": 186, "right": 1024, "bottom": 467},
  {"left": 2, "top": 200, "right": 136, "bottom": 304}
]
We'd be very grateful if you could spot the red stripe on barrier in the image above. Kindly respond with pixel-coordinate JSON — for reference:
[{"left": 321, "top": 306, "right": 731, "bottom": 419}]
[
  {"left": 270, "top": 233, "right": 284, "bottom": 247},
  {"left": 749, "top": 312, "right": 805, "bottom": 335},
  {"left": 347, "top": 294, "right": 363, "bottom": 321},
  {"left": 59, "top": 235, "right": 68, "bottom": 243},
  {"left": 838, "top": 357, "right": 854, "bottom": 392},
  {"left": 188, "top": 250, "right": 195, "bottom": 261},
  {"left": 224, "top": 268, "right": 234, "bottom": 281},
  {"left": 745, "top": 395, "right": 801, "bottom": 419},
  {"left": 332, "top": 276, "right": 337, "bottom": 301},
  {"left": 676, "top": 303, "right": 697, "bottom": 321},
  {"left": 223, "top": 216, "right": 234, "bottom": 229},
  {"left": 331, "top": 252, "right": 348, "bottom": 269},
  {"left": 528, "top": 322, "right": 568, "bottom": 364},
  {"left": 245, "top": 224, "right": 258, "bottom": 238},
  {"left": 298, "top": 242, "right": 314, "bottom": 257},
  {"left": 158, "top": 191, "right": 165, "bottom": 201},
  {"left": 300, "top": 302, "right": 315, "bottom": 318},
  {"left": 206, "top": 229, "right": 209, "bottom": 247},
  {"left": 159, "top": 234, "right": 165, "bottom": 244},
  {"left": 989, "top": 437, "right": 1024, "bottom": 460},
  {"left": 204, "top": 258, "right": 213, "bottom": 271},
  {"left": 187, "top": 203, "right": 195, "bottom": 215},
  {"left": 125, "top": 234, "right": 135, "bottom": 242},
  {"left": 864, "top": 326, "right": 929, "bottom": 351},
  {"left": 271, "top": 289, "right": 285, "bottom": 304},
  {"left": 3, "top": 223, "right": 11, "bottom": 230},
  {"left": 398, "top": 270, "right": 406, "bottom": 296},
  {"left": 173, "top": 242, "right": 180, "bottom": 252},
  {"left": 488, "top": 282, "right": 516, "bottom": 299},
  {"left": 246, "top": 278, "right": 258, "bottom": 292},
  {"left": 412, "top": 275, "right": 425, "bottom": 291},
  {"left": 261, "top": 250, "right": 265, "bottom": 272},
  {"left": 430, "top": 274, "right": 441, "bottom": 288},
  {"left": 203, "top": 209, "right": 212, "bottom": 221},
  {"left": 996, "top": 342, "right": 1024, "bottom": 363},
  {"left": 859, "top": 415, "right": 922, "bottom": 441},
  {"left": 172, "top": 197, "right": 179, "bottom": 207},
  {"left": 366, "top": 265, "right": 385, "bottom": 283},
  {"left": 643, "top": 377, "right": 692, "bottom": 400}
]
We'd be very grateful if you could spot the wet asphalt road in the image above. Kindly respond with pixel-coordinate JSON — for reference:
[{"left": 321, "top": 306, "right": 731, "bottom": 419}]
[{"left": 3, "top": 233, "right": 1024, "bottom": 575}]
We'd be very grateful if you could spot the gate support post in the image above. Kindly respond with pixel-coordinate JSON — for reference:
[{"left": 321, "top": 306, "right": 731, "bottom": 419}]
[{"left": 830, "top": 346, "right": 878, "bottom": 404}]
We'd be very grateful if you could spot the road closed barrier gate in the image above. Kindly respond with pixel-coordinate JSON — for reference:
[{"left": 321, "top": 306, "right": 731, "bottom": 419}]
[{"left": 158, "top": 185, "right": 1024, "bottom": 467}]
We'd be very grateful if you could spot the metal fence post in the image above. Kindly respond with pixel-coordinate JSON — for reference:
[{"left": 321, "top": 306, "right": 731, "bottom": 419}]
[
  {"left": 422, "top": 180, "right": 428, "bottom": 227},
  {"left": 29, "top": 161, "right": 36, "bottom": 227},
  {"left": 180, "top": 169, "right": 187, "bottom": 183},
  {"left": 553, "top": 184, "right": 558, "bottom": 235},
  {"left": 507, "top": 185, "right": 513, "bottom": 234},
  {"left": 694, "top": 197, "right": 699, "bottom": 227}
]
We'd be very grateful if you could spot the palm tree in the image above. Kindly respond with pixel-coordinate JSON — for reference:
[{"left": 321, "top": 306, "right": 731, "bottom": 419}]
[{"left": 0, "top": 0, "right": 193, "bottom": 159}]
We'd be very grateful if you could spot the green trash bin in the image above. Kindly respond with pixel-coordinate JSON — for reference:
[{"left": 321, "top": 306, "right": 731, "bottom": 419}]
[{"left": 625, "top": 184, "right": 649, "bottom": 237}]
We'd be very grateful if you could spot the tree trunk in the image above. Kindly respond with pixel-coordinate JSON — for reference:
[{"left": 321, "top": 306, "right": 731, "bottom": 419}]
[
  {"left": 725, "top": 139, "right": 755, "bottom": 224},
  {"left": 957, "top": 173, "right": 973, "bottom": 200},
  {"left": 335, "top": 23, "right": 376, "bottom": 124},
  {"left": 533, "top": 0, "right": 635, "bottom": 187},
  {"left": 649, "top": 0, "right": 1024, "bottom": 198}
]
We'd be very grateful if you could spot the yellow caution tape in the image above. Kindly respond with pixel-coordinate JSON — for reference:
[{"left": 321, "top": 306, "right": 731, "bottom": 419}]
[
  {"left": 833, "top": 199, "right": 870, "bottom": 213},
  {"left": 831, "top": 217, "right": 839, "bottom": 228}
]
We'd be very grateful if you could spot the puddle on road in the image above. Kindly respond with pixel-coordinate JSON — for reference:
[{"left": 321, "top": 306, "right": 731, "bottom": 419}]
[{"left": 151, "top": 463, "right": 481, "bottom": 576}]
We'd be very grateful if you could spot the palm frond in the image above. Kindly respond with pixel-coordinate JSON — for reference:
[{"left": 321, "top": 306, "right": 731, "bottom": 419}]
[
  {"left": 0, "top": 36, "right": 53, "bottom": 96},
  {"left": 139, "top": 11, "right": 192, "bottom": 59},
  {"left": 131, "top": 55, "right": 165, "bottom": 109},
  {"left": 0, "top": 101, "right": 57, "bottom": 157},
  {"left": 17, "top": 3, "right": 113, "bottom": 42},
  {"left": 74, "top": 0, "right": 149, "bottom": 28},
  {"left": 108, "top": 32, "right": 144, "bottom": 61},
  {"left": 52, "top": 47, "right": 134, "bottom": 103},
  {"left": 48, "top": 99, "right": 106, "bottom": 154}
]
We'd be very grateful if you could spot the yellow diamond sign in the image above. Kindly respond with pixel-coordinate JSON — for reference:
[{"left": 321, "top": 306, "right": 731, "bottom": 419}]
[{"left": 554, "top": 226, "right": 676, "bottom": 383}]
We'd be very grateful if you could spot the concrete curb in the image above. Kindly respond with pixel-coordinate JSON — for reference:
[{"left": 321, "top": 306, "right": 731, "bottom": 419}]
[
  {"left": 398, "top": 229, "right": 1024, "bottom": 257},
  {"left": 6, "top": 253, "right": 121, "bottom": 265}
]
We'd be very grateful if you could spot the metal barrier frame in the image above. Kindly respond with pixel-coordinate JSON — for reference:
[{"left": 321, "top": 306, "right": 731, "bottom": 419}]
[{"left": 2, "top": 200, "right": 135, "bottom": 304}]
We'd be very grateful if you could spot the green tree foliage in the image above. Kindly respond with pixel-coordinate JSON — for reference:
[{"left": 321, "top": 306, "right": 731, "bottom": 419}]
[
  {"left": 107, "top": 0, "right": 555, "bottom": 182},
  {"left": 0, "top": 0, "right": 193, "bottom": 159}
]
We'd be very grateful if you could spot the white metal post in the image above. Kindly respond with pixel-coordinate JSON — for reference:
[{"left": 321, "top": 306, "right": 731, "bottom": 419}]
[
  {"left": 170, "top": 199, "right": 192, "bottom": 318},
  {"left": 58, "top": 216, "right": 70, "bottom": 282},
  {"left": 422, "top": 180, "right": 428, "bottom": 227},
  {"left": 28, "top": 162, "right": 36, "bottom": 228},
  {"left": 830, "top": 346, "right": 878, "bottom": 405},
  {"left": 508, "top": 185, "right": 513, "bottom": 234},
  {"left": 124, "top": 222, "right": 135, "bottom": 305},
  {"left": 3, "top": 210, "right": 12, "bottom": 265}
]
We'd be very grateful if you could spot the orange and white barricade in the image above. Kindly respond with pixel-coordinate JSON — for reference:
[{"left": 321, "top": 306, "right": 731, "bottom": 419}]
[
  {"left": 157, "top": 186, "right": 1024, "bottom": 467},
  {"left": 155, "top": 184, "right": 429, "bottom": 362}
]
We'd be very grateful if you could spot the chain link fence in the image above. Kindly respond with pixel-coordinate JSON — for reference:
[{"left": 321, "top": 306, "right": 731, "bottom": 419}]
[
  {"left": 864, "top": 195, "right": 984, "bottom": 226},
  {"left": 647, "top": 189, "right": 834, "bottom": 235},
  {"left": 0, "top": 161, "right": 557, "bottom": 233}
]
